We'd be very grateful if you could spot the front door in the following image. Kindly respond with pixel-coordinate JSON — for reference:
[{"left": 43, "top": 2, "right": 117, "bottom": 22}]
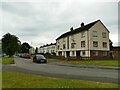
[
  {"left": 66, "top": 51, "right": 70, "bottom": 57},
  {"left": 76, "top": 51, "right": 80, "bottom": 56}
]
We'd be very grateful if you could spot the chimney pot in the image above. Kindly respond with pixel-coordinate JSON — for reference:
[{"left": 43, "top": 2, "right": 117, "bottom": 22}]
[{"left": 81, "top": 22, "right": 84, "bottom": 27}]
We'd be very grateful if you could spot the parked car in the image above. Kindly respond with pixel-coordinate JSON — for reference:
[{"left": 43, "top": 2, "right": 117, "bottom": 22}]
[
  {"left": 18, "top": 53, "right": 23, "bottom": 57},
  {"left": 33, "top": 54, "right": 47, "bottom": 63},
  {"left": 23, "top": 53, "right": 31, "bottom": 58}
]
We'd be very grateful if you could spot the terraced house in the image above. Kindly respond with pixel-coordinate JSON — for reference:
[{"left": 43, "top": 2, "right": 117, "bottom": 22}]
[
  {"left": 39, "top": 43, "right": 56, "bottom": 55},
  {"left": 56, "top": 20, "right": 111, "bottom": 59}
]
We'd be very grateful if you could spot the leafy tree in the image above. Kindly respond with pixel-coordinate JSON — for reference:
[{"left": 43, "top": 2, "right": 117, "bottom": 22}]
[
  {"left": 2, "top": 33, "right": 20, "bottom": 57},
  {"left": 20, "top": 42, "right": 31, "bottom": 53}
]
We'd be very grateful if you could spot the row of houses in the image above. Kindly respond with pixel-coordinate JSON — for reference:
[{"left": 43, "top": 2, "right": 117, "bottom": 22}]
[{"left": 30, "top": 20, "right": 119, "bottom": 59}]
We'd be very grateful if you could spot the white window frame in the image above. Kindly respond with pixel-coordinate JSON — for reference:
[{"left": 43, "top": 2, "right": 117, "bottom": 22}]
[
  {"left": 63, "top": 44, "right": 66, "bottom": 49},
  {"left": 103, "top": 42, "right": 107, "bottom": 48},
  {"left": 93, "top": 41, "right": 98, "bottom": 47},
  {"left": 93, "top": 31, "right": 97, "bottom": 37},
  {"left": 81, "top": 41, "right": 85, "bottom": 47},
  {"left": 102, "top": 32, "right": 106, "bottom": 38}
]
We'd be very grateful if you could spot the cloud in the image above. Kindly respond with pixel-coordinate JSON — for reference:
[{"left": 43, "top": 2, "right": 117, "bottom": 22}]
[{"left": 1, "top": 1, "right": 118, "bottom": 47}]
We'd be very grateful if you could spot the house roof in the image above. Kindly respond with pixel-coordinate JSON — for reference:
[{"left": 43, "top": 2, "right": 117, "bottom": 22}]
[
  {"left": 56, "top": 20, "right": 102, "bottom": 40},
  {"left": 40, "top": 43, "right": 56, "bottom": 48}
]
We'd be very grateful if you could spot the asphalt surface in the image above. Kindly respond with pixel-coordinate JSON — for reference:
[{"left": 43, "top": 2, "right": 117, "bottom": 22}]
[{"left": 2, "top": 56, "right": 119, "bottom": 84}]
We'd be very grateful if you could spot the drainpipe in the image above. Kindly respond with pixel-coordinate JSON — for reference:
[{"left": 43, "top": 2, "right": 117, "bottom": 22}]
[{"left": 87, "top": 30, "right": 90, "bottom": 60}]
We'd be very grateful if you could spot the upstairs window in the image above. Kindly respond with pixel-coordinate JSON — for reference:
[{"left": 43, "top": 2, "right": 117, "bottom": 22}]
[
  {"left": 102, "top": 32, "right": 106, "bottom": 38},
  {"left": 81, "top": 31, "right": 85, "bottom": 38},
  {"left": 81, "top": 41, "right": 85, "bottom": 47},
  {"left": 103, "top": 42, "right": 107, "bottom": 48},
  {"left": 93, "top": 41, "right": 98, "bottom": 47},
  {"left": 93, "top": 31, "right": 97, "bottom": 37},
  {"left": 57, "top": 45, "right": 59, "bottom": 50},
  {"left": 63, "top": 44, "right": 66, "bottom": 49}
]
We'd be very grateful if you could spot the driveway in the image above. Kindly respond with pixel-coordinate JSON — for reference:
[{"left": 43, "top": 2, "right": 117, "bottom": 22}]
[{"left": 3, "top": 56, "right": 119, "bottom": 84}]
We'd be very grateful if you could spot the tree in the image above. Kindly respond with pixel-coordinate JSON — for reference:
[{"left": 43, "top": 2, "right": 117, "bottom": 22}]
[
  {"left": 35, "top": 47, "right": 38, "bottom": 54},
  {"left": 20, "top": 42, "right": 31, "bottom": 53},
  {"left": 109, "top": 39, "right": 113, "bottom": 51},
  {"left": 2, "top": 33, "right": 20, "bottom": 57}
]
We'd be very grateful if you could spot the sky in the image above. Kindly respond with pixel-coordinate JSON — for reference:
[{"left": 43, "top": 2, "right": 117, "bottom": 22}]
[{"left": 0, "top": 0, "right": 119, "bottom": 48}]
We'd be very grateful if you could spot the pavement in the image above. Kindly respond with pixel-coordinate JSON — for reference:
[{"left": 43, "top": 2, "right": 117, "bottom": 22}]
[{"left": 49, "top": 61, "right": 120, "bottom": 70}]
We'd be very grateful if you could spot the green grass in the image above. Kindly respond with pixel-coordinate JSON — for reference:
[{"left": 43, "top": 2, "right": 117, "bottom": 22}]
[
  {"left": 2, "top": 70, "right": 119, "bottom": 88},
  {"left": 1, "top": 57, "right": 14, "bottom": 64},
  {"left": 48, "top": 58, "right": 119, "bottom": 67}
]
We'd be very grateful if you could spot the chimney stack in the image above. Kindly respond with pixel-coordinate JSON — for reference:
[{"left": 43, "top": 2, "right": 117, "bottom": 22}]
[
  {"left": 70, "top": 27, "right": 73, "bottom": 31},
  {"left": 81, "top": 22, "right": 84, "bottom": 27}
]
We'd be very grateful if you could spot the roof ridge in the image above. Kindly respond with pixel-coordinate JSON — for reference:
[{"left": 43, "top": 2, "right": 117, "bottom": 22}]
[{"left": 56, "top": 20, "right": 100, "bottom": 40}]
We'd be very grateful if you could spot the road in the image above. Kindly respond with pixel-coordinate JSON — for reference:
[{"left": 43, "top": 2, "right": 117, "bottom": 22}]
[{"left": 3, "top": 56, "right": 119, "bottom": 84}]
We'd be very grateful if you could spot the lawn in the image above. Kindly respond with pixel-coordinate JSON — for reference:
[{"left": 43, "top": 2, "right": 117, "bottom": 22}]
[
  {"left": 2, "top": 70, "right": 119, "bottom": 88},
  {"left": 1, "top": 57, "right": 14, "bottom": 64},
  {"left": 48, "top": 58, "right": 119, "bottom": 67}
]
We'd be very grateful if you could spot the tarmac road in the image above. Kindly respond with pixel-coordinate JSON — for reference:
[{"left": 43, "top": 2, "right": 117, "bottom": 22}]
[{"left": 3, "top": 56, "right": 119, "bottom": 84}]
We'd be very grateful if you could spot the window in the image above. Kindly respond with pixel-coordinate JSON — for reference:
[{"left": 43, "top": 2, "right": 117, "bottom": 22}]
[
  {"left": 92, "top": 51, "right": 98, "bottom": 56},
  {"left": 82, "top": 51, "right": 85, "bottom": 56},
  {"left": 72, "top": 51, "right": 75, "bottom": 56},
  {"left": 81, "top": 41, "right": 85, "bottom": 47},
  {"left": 102, "top": 32, "right": 106, "bottom": 38},
  {"left": 103, "top": 42, "right": 107, "bottom": 48},
  {"left": 93, "top": 31, "right": 97, "bottom": 37},
  {"left": 93, "top": 41, "right": 98, "bottom": 47},
  {"left": 71, "top": 43, "right": 75, "bottom": 48},
  {"left": 81, "top": 31, "right": 85, "bottom": 38},
  {"left": 58, "top": 45, "right": 59, "bottom": 50},
  {"left": 63, "top": 44, "right": 66, "bottom": 49},
  {"left": 102, "top": 51, "right": 107, "bottom": 56}
]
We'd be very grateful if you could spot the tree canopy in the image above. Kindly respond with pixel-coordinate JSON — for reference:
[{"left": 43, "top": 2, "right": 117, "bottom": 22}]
[
  {"left": 2, "top": 33, "right": 21, "bottom": 57},
  {"left": 20, "top": 42, "right": 31, "bottom": 53}
]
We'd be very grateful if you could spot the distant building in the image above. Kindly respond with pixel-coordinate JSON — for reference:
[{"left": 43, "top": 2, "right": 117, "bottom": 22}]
[
  {"left": 111, "top": 46, "right": 120, "bottom": 59},
  {"left": 56, "top": 20, "right": 111, "bottom": 59},
  {"left": 39, "top": 43, "right": 56, "bottom": 55},
  {"left": 29, "top": 47, "right": 35, "bottom": 54}
]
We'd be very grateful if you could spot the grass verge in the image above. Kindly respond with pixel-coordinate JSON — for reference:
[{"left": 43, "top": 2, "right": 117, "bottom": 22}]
[
  {"left": 48, "top": 58, "right": 119, "bottom": 67},
  {"left": 2, "top": 70, "right": 119, "bottom": 88},
  {"left": 1, "top": 57, "right": 14, "bottom": 64}
]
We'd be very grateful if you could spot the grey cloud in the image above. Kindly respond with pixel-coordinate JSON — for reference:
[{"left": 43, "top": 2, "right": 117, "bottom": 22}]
[{"left": 1, "top": 1, "right": 118, "bottom": 47}]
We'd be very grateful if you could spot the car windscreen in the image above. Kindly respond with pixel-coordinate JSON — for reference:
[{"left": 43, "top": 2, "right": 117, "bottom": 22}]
[{"left": 36, "top": 55, "right": 46, "bottom": 59}]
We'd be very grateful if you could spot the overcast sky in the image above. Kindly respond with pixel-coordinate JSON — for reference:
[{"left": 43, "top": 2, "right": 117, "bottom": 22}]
[{"left": 0, "top": 0, "right": 119, "bottom": 48}]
